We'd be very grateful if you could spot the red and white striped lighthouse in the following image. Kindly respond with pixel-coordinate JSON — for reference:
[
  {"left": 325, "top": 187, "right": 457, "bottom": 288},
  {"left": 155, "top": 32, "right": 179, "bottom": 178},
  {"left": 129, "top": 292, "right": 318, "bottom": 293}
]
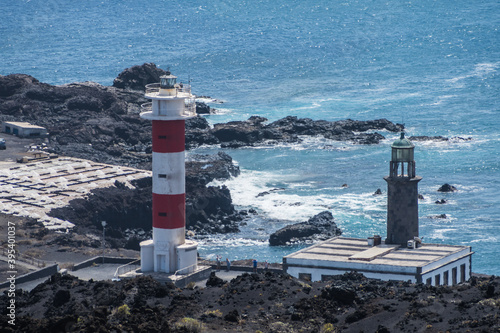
[{"left": 140, "top": 71, "right": 198, "bottom": 274}]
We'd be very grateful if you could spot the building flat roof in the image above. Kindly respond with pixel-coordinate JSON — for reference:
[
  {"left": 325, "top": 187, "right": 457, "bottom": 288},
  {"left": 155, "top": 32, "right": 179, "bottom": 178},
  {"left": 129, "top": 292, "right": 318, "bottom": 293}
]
[
  {"left": 3, "top": 121, "right": 46, "bottom": 130},
  {"left": 284, "top": 237, "right": 471, "bottom": 269}
]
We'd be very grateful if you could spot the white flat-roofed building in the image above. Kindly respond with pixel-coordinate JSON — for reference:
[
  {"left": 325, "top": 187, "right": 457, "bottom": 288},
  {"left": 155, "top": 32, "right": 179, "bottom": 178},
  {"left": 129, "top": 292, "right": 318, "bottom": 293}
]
[
  {"left": 284, "top": 237, "right": 473, "bottom": 286},
  {"left": 2, "top": 121, "right": 48, "bottom": 138}
]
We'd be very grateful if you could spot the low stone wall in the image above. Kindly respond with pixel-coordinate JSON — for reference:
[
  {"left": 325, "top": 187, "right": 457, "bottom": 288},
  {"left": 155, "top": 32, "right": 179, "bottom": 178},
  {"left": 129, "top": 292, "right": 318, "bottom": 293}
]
[
  {"left": 72, "top": 256, "right": 139, "bottom": 271},
  {"left": 0, "top": 264, "right": 58, "bottom": 289}
]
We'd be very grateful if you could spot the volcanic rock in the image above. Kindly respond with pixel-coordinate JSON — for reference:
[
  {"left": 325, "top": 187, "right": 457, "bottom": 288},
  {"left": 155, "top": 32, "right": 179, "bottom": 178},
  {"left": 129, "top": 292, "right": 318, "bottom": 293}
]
[
  {"left": 269, "top": 211, "right": 342, "bottom": 246},
  {"left": 3, "top": 271, "right": 498, "bottom": 332},
  {"left": 206, "top": 272, "right": 225, "bottom": 287},
  {"left": 438, "top": 183, "right": 458, "bottom": 192},
  {"left": 210, "top": 115, "right": 401, "bottom": 148},
  {"left": 0, "top": 71, "right": 406, "bottom": 167},
  {"left": 195, "top": 101, "right": 212, "bottom": 114},
  {"left": 409, "top": 135, "right": 449, "bottom": 142},
  {"left": 112, "top": 62, "right": 169, "bottom": 91}
]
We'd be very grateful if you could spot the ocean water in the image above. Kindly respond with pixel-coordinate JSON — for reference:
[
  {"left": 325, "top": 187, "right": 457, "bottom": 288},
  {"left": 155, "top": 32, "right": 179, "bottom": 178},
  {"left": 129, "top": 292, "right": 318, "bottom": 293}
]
[{"left": 2, "top": 0, "right": 499, "bottom": 275}]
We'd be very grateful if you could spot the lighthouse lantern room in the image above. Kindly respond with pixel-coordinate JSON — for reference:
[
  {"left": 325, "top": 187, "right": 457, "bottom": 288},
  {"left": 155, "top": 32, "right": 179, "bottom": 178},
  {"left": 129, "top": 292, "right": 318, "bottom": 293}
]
[{"left": 139, "top": 70, "right": 197, "bottom": 274}]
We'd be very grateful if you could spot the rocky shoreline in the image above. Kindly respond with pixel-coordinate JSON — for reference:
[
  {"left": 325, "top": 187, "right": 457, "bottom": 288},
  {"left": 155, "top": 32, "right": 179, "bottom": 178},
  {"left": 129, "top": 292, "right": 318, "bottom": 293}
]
[
  {"left": 0, "top": 63, "right": 472, "bottom": 253},
  {"left": 0, "top": 63, "right": 408, "bottom": 246}
]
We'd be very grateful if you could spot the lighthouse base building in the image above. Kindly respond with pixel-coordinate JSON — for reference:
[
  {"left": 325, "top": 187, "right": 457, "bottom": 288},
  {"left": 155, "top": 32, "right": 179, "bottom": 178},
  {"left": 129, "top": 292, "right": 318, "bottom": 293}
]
[{"left": 284, "top": 237, "right": 472, "bottom": 286}]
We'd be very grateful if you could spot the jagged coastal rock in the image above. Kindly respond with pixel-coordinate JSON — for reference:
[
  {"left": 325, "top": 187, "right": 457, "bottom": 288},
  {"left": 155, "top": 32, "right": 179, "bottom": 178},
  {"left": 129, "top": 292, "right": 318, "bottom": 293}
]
[
  {"left": 211, "top": 115, "right": 403, "bottom": 148},
  {"left": 438, "top": 183, "right": 458, "bottom": 192},
  {"left": 269, "top": 211, "right": 342, "bottom": 246},
  {"left": 0, "top": 65, "right": 406, "bottom": 166},
  {"left": 112, "top": 62, "right": 169, "bottom": 91},
  {"left": 410, "top": 135, "right": 472, "bottom": 142}
]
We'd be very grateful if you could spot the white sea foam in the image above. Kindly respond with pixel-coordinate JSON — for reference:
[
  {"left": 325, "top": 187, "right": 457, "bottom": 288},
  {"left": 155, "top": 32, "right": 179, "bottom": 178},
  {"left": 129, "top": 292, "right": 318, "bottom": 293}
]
[
  {"left": 432, "top": 228, "right": 458, "bottom": 241},
  {"left": 446, "top": 62, "right": 499, "bottom": 87},
  {"left": 209, "top": 168, "right": 387, "bottom": 223}
]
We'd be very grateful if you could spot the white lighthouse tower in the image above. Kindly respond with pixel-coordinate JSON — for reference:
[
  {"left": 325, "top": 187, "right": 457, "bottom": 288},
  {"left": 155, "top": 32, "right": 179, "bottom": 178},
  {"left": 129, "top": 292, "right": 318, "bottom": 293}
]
[{"left": 139, "top": 71, "right": 198, "bottom": 274}]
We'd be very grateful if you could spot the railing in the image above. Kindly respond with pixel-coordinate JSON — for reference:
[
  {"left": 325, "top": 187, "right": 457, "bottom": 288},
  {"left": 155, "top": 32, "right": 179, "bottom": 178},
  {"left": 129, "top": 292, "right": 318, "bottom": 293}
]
[
  {"left": 145, "top": 83, "right": 192, "bottom": 96},
  {"left": 2, "top": 247, "right": 47, "bottom": 268},
  {"left": 140, "top": 101, "right": 196, "bottom": 118},
  {"left": 174, "top": 263, "right": 197, "bottom": 276},
  {"left": 113, "top": 259, "right": 140, "bottom": 279}
]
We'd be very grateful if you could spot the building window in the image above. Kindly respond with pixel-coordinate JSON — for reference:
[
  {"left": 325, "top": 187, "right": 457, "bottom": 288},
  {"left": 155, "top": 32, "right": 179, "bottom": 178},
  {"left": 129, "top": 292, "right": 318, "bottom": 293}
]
[
  {"left": 443, "top": 271, "right": 449, "bottom": 286},
  {"left": 460, "top": 264, "right": 466, "bottom": 283},
  {"left": 435, "top": 274, "right": 441, "bottom": 286},
  {"left": 158, "top": 174, "right": 167, "bottom": 178},
  {"left": 158, "top": 212, "right": 167, "bottom": 217},
  {"left": 426, "top": 278, "right": 432, "bottom": 285},
  {"left": 158, "top": 135, "right": 167, "bottom": 139},
  {"left": 321, "top": 275, "right": 336, "bottom": 282},
  {"left": 452, "top": 267, "right": 458, "bottom": 285},
  {"left": 298, "top": 273, "right": 312, "bottom": 282}
]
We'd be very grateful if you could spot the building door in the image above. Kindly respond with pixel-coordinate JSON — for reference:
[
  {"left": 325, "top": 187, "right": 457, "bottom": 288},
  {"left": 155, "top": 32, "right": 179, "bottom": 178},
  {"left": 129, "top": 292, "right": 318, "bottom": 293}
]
[{"left": 157, "top": 255, "right": 166, "bottom": 272}]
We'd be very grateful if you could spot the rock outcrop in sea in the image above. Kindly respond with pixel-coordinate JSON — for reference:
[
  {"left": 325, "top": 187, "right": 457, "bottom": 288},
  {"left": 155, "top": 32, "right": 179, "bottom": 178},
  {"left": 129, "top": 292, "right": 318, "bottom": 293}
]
[
  {"left": 210, "top": 115, "right": 403, "bottom": 148},
  {"left": 269, "top": 211, "right": 342, "bottom": 246},
  {"left": 438, "top": 183, "right": 458, "bottom": 192}
]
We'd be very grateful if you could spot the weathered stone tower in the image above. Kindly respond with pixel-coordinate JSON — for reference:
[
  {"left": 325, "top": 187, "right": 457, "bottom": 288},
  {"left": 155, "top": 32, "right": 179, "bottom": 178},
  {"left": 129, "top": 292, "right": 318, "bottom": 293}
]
[{"left": 384, "top": 132, "right": 421, "bottom": 246}]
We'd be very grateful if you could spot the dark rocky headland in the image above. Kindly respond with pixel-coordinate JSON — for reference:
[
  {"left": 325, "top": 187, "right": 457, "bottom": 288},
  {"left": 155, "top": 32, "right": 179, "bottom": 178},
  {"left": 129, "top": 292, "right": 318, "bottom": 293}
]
[{"left": 1, "top": 64, "right": 492, "bottom": 332}]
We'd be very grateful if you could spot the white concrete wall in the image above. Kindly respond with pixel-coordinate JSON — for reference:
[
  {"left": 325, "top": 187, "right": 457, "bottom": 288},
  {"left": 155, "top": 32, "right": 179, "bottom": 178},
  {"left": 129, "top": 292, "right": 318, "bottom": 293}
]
[
  {"left": 285, "top": 257, "right": 416, "bottom": 275},
  {"left": 140, "top": 240, "right": 154, "bottom": 272},
  {"left": 152, "top": 151, "right": 185, "bottom": 195},
  {"left": 286, "top": 266, "right": 417, "bottom": 283},
  {"left": 176, "top": 240, "right": 198, "bottom": 274},
  {"left": 152, "top": 99, "right": 185, "bottom": 118},
  {"left": 153, "top": 227, "right": 185, "bottom": 273},
  {"left": 421, "top": 256, "right": 471, "bottom": 286},
  {"left": 286, "top": 254, "right": 472, "bottom": 285},
  {"left": 422, "top": 247, "right": 471, "bottom": 273}
]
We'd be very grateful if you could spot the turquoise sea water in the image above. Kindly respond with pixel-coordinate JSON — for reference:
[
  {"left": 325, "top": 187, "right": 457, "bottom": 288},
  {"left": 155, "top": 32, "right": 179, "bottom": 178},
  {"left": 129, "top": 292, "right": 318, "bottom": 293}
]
[{"left": 2, "top": 0, "right": 499, "bottom": 275}]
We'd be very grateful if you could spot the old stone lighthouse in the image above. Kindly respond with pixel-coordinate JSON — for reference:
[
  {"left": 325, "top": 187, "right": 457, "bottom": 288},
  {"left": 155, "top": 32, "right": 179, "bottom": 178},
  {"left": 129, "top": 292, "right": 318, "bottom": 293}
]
[{"left": 284, "top": 133, "right": 473, "bottom": 285}]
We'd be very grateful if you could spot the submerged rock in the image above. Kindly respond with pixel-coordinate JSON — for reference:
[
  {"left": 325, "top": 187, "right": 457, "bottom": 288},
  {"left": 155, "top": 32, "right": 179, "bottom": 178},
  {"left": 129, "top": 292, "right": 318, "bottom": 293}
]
[
  {"left": 269, "top": 211, "right": 342, "bottom": 246},
  {"left": 438, "top": 183, "right": 458, "bottom": 192}
]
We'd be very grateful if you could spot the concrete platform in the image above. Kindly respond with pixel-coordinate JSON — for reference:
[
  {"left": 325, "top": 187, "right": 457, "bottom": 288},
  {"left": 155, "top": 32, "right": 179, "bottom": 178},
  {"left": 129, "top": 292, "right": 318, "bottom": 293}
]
[{"left": 119, "top": 265, "right": 213, "bottom": 288}]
